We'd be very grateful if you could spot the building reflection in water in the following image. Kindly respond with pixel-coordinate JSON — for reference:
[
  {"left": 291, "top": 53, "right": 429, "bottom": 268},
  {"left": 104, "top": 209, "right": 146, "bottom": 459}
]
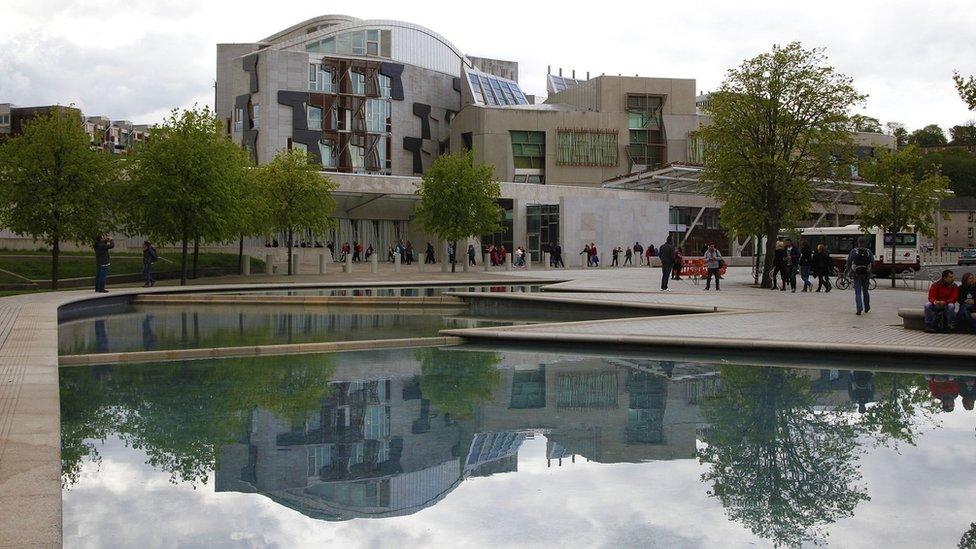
[{"left": 214, "top": 356, "right": 724, "bottom": 521}]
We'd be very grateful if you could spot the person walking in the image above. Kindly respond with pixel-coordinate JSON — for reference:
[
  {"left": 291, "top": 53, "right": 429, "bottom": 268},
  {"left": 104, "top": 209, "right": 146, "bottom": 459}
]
[
  {"left": 515, "top": 246, "right": 525, "bottom": 268},
  {"left": 93, "top": 235, "right": 114, "bottom": 293},
  {"left": 812, "top": 243, "right": 832, "bottom": 292},
  {"left": 588, "top": 243, "right": 599, "bottom": 267},
  {"left": 624, "top": 246, "right": 633, "bottom": 266},
  {"left": 784, "top": 238, "right": 799, "bottom": 292},
  {"left": 798, "top": 240, "right": 813, "bottom": 292},
  {"left": 425, "top": 242, "right": 436, "bottom": 264},
  {"left": 645, "top": 244, "right": 654, "bottom": 268},
  {"left": 845, "top": 238, "right": 874, "bottom": 315},
  {"left": 553, "top": 243, "right": 565, "bottom": 268},
  {"left": 772, "top": 241, "right": 787, "bottom": 290},
  {"left": 658, "top": 238, "right": 675, "bottom": 291},
  {"left": 611, "top": 246, "right": 621, "bottom": 267},
  {"left": 634, "top": 242, "right": 644, "bottom": 266},
  {"left": 672, "top": 248, "right": 683, "bottom": 280},
  {"left": 468, "top": 244, "right": 477, "bottom": 266},
  {"left": 703, "top": 243, "right": 723, "bottom": 291},
  {"left": 142, "top": 240, "right": 157, "bottom": 287}
]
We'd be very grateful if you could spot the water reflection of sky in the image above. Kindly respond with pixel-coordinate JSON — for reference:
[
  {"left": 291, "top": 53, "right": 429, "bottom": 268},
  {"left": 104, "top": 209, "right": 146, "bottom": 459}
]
[{"left": 59, "top": 350, "right": 976, "bottom": 548}]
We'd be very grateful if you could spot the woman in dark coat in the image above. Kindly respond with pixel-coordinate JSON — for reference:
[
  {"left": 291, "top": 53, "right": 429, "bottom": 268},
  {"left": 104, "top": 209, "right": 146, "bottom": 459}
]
[
  {"left": 812, "top": 243, "right": 833, "bottom": 293},
  {"left": 772, "top": 241, "right": 787, "bottom": 291}
]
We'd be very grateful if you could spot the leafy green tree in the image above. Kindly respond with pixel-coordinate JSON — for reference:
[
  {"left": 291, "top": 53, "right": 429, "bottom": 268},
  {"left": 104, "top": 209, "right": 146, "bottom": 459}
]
[
  {"left": 698, "top": 366, "right": 868, "bottom": 547},
  {"left": 908, "top": 124, "right": 948, "bottom": 147},
  {"left": 920, "top": 148, "right": 976, "bottom": 197},
  {"left": 851, "top": 115, "right": 883, "bottom": 133},
  {"left": 254, "top": 148, "right": 337, "bottom": 275},
  {"left": 857, "top": 145, "right": 950, "bottom": 287},
  {"left": 949, "top": 123, "right": 976, "bottom": 146},
  {"left": 885, "top": 122, "right": 909, "bottom": 149},
  {"left": 698, "top": 42, "right": 865, "bottom": 288},
  {"left": 0, "top": 108, "right": 118, "bottom": 289},
  {"left": 418, "top": 347, "right": 501, "bottom": 419},
  {"left": 414, "top": 150, "right": 503, "bottom": 272},
  {"left": 953, "top": 71, "right": 976, "bottom": 111},
  {"left": 127, "top": 106, "right": 251, "bottom": 285}
]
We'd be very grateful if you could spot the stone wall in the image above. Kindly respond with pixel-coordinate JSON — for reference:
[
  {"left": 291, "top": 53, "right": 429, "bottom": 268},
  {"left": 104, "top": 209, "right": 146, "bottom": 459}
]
[{"left": 559, "top": 196, "right": 670, "bottom": 260}]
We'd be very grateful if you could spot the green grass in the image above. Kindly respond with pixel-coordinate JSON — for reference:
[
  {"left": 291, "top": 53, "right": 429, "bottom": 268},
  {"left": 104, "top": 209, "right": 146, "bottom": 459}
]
[{"left": 0, "top": 252, "right": 264, "bottom": 281}]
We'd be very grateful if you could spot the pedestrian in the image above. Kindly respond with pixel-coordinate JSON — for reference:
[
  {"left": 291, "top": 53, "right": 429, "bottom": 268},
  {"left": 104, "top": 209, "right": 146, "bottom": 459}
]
[
  {"left": 498, "top": 244, "right": 508, "bottom": 266},
  {"left": 611, "top": 246, "right": 620, "bottom": 267},
  {"left": 648, "top": 244, "right": 657, "bottom": 257},
  {"left": 703, "top": 243, "right": 723, "bottom": 291},
  {"left": 645, "top": 245, "right": 653, "bottom": 267},
  {"left": 672, "top": 248, "right": 683, "bottom": 280},
  {"left": 405, "top": 241, "right": 414, "bottom": 265},
  {"left": 924, "top": 269, "right": 958, "bottom": 333},
  {"left": 425, "top": 242, "right": 436, "bottom": 264},
  {"left": 489, "top": 244, "right": 499, "bottom": 266},
  {"left": 589, "top": 243, "right": 599, "bottom": 267},
  {"left": 553, "top": 243, "right": 565, "bottom": 268},
  {"left": 845, "top": 238, "right": 874, "bottom": 315},
  {"left": 772, "top": 241, "right": 787, "bottom": 291},
  {"left": 353, "top": 241, "right": 362, "bottom": 262},
  {"left": 784, "top": 238, "right": 799, "bottom": 292},
  {"left": 812, "top": 243, "right": 832, "bottom": 292},
  {"left": 142, "top": 240, "right": 157, "bottom": 287},
  {"left": 581, "top": 244, "right": 592, "bottom": 267},
  {"left": 468, "top": 244, "right": 477, "bottom": 266},
  {"left": 447, "top": 242, "right": 456, "bottom": 266},
  {"left": 365, "top": 244, "right": 373, "bottom": 261},
  {"left": 634, "top": 242, "right": 644, "bottom": 266},
  {"left": 93, "top": 234, "right": 114, "bottom": 293},
  {"left": 658, "top": 238, "right": 675, "bottom": 291},
  {"left": 341, "top": 241, "right": 350, "bottom": 262},
  {"left": 799, "top": 240, "right": 813, "bottom": 292},
  {"left": 624, "top": 246, "right": 633, "bottom": 266},
  {"left": 515, "top": 246, "right": 525, "bottom": 267}
]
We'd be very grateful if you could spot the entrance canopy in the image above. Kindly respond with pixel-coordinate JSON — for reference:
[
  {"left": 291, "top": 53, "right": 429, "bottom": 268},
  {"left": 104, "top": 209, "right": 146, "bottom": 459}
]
[{"left": 603, "top": 164, "right": 875, "bottom": 206}]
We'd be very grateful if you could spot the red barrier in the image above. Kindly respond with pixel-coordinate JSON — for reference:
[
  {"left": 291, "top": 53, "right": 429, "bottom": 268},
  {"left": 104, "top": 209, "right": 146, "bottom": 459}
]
[{"left": 679, "top": 258, "right": 727, "bottom": 278}]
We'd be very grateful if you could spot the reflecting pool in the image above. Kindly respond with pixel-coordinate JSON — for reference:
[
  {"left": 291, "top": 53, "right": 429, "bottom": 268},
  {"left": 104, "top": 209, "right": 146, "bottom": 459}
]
[
  {"left": 210, "top": 283, "right": 543, "bottom": 297},
  {"left": 58, "top": 304, "right": 515, "bottom": 354},
  {"left": 60, "top": 348, "right": 976, "bottom": 547}
]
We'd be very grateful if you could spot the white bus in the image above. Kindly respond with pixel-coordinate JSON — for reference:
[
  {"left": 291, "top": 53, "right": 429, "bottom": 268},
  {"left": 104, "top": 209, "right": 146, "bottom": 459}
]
[{"left": 794, "top": 225, "right": 920, "bottom": 275}]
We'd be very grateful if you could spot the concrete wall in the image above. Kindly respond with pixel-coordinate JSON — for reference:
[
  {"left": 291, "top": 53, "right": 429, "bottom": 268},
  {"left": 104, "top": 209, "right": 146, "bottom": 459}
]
[{"left": 560, "top": 195, "right": 670, "bottom": 259}]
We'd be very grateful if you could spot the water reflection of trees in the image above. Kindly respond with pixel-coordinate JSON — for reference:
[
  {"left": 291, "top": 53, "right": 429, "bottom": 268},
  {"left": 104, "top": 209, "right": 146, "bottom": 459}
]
[
  {"left": 417, "top": 347, "right": 501, "bottom": 419},
  {"left": 59, "top": 355, "right": 335, "bottom": 487},
  {"left": 698, "top": 366, "right": 945, "bottom": 547},
  {"left": 698, "top": 366, "right": 868, "bottom": 547}
]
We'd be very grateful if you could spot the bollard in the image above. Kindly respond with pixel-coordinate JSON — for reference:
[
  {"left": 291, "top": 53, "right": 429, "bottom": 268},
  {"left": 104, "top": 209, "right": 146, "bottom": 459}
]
[
  {"left": 394, "top": 253, "right": 401, "bottom": 273},
  {"left": 543, "top": 252, "right": 550, "bottom": 271},
  {"left": 291, "top": 253, "right": 300, "bottom": 276},
  {"left": 581, "top": 253, "right": 587, "bottom": 268},
  {"left": 345, "top": 253, "right": 353, "bottom": 273},
  {"left": 371, "top": 253, "right": 379, "bottom": 274},
  {"left": 418, "top": 258, "right": 426, "bottom": 273},
  {"left": 506, "top": 253, "right": 512, "bottom": 271},
  {"left": 463, "top": 255, "right": 469, "bottom": 272},
  {"left": 483, "top": 253, "right": 491, "bottom": 272},
  {"left": 525, "top": 254, "right": 531, "bottom": 271},
  {"left": 318, "top": 253, "right": 327, "bottom": 275},
  {"left": 242, "top": 255, "right": 251, "bottom": 276},
  {"left": 266, "top": 254, "right": 274, "bottom": 275}
]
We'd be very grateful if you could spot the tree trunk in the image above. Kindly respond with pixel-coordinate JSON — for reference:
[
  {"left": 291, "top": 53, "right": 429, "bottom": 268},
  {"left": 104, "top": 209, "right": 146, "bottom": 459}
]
[
  {"left": 287, "top": 229, "right": 294, "bottom": 276},
  {"left": 761, "top": 226, "right": 777, "bottom": 288},
  {"left": 451, "top": 240, "right": 457, "bottom": 273},
  {"left": 51, "top": 237, "right": 60, "bottom": 291},
  {"left": 180, "top": 232, "right": 189, "bottom": 286},
  {"left": 192, "top": 237, "right": 200, "bottom": 279},
  {"left": 753, "top": 234, "right": 761, "bottom": 285},
  {"left": 238, "top": 236, "right": 245, "bottom": 275}
]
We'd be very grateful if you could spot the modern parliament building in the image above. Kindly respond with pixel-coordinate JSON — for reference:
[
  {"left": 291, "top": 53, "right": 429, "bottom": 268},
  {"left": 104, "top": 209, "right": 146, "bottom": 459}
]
[{"left": 216, "top": 15, "right": 890, "bottom": 261}]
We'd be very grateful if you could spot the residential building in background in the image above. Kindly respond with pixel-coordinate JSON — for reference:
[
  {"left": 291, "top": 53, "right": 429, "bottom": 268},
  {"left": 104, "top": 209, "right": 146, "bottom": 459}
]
[
  {"left": 0, "top": 103, "right": 149, "bottom": 153},
  {"left": 935, "top": 196, "right": 976, "bottom": 251}
]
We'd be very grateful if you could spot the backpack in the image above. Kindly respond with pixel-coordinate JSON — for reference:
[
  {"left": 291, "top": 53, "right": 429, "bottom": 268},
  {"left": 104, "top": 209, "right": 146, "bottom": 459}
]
[{"left": 852, "top": 247, "right": 871, "bottom": 274}]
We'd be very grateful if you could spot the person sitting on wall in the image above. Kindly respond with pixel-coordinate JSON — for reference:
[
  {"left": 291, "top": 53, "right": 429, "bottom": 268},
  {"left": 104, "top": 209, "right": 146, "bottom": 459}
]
[
  {"left": 927, "top": 374, "right": 960, "bottom": 412},
  {"left": 955, "top": 272, "right": 976, "bottom": 333},
  {"left": 925, "top": 269, "right": 959, "bottom": 333}
]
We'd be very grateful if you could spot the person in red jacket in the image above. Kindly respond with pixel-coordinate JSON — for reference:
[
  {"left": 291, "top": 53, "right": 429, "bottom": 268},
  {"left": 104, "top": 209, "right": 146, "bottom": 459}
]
[{"left": 925, "top": 270, "right": 959, "bottom": 332}]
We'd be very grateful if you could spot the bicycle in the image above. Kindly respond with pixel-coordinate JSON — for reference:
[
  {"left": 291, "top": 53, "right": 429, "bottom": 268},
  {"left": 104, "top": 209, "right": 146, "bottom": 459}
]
[{"left": 834, "top": 269, "right": 877, "bottom": 291}]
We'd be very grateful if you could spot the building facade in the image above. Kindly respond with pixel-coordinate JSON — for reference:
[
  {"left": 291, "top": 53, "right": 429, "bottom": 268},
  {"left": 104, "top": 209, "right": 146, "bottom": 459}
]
[{"left": 935, "top": 196, "right": 976, "bottom": 251}]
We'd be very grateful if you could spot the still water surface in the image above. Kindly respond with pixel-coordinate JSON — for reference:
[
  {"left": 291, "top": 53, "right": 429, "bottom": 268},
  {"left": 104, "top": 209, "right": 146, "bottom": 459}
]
[{"left": 60, "top": 348, "right": 976, "bottom": 547}]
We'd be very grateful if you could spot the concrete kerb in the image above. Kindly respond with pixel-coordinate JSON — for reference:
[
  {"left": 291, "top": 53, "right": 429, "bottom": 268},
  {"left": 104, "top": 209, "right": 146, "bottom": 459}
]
[
  {"left": 132, "top": 294, "right": 467, "bottom": 308},
  {"left": 443, "top": 290, "right": 724, "bottom": 315},
  {"left": 59, "top": 336, "right": 465, "bottom": 366}
]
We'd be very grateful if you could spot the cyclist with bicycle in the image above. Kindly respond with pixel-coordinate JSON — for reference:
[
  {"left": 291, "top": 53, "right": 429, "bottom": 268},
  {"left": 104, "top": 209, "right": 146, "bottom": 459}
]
[{"left": 845, "top": 238, "right": 874, "bottom": 315}]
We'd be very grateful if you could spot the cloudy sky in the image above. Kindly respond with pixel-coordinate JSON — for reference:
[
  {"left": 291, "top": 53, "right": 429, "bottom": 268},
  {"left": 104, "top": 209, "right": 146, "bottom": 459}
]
[{"left": 2, "top": 0, "right": 975, "bottom": 132}]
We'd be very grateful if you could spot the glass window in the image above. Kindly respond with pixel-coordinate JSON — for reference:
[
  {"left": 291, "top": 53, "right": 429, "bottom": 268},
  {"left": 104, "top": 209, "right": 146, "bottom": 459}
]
[
  {"left": 490, "top": 79, "right": 508, "bottom": 105},
  {"left": 292, "top": 141, "right": 308, "bottom": 153},
  {"left": 350, "top": 143, "right": 365, "bottom": 169},
  {"left": 319, "top": 140, "right": 335, "bottom": 167},
  {"left": 350, "top": 70, "right": 365, "bottom": 95},
  {"left": 364, "top": 405, "right": 389, "bottom": 440},
  {"left": 378, "top": 74, "right": 392, "bottom": 98},
  {"left": 366, "top": 29, "right": 379, "bottom": 41},
  {"left": 233, "top": 108, "right": 244, "bottom": 132},
  {"left": 251, "top": 104, "right": 260, "bottom": 129},
  {"left": 479, "top": 76, "right": 497, "bottom": 105},
  {"left": 511, "top": 131, "right": 546, "bottom": 171},
  {"left": 367, "top": 42, "right": 378, "bottom": 56},
  {"left": 322, "top": 37, "right": 335, "bottom": 53},
  {"left": 307, "top": 105, "right": 322, "bottom": 130},
  {"left": 468, "top": 74, "right": 484, "bottom": 103},
  {"left": 351, "top": 31, "right": 365, "bottom": 55},
  {"left": 366, "top": 99, "right": 390, "bottom": 133}
]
